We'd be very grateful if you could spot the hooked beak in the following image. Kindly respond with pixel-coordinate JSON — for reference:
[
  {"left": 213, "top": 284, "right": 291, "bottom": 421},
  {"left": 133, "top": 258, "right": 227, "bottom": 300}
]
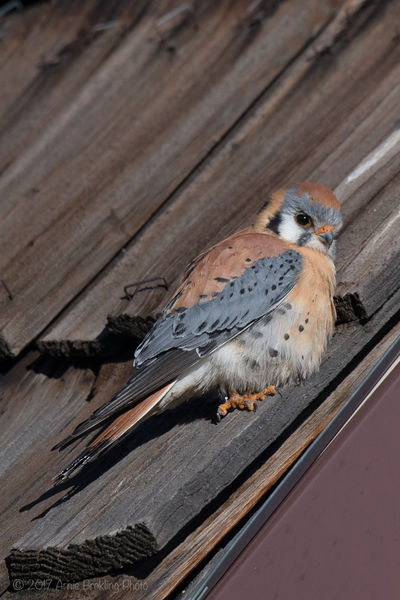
[{"left": 315, "top": 225, "right": 334, "bottom": 247}]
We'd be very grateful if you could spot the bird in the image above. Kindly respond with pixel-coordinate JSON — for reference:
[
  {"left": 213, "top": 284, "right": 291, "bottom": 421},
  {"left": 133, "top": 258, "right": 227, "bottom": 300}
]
[{"left": 54, "top": 182, "right": 342, "bottom": 481}]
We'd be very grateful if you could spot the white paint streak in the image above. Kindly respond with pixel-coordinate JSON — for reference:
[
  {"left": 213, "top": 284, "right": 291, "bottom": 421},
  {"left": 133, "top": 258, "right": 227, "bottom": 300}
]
[
  {"left": 335, "top": 129, "right": 400, "bottom": 202},
  {"left": 156, "top": 3, "right": 194, "bottom": 27},
  {"left": 344, "top": 129, "right": 400, "bottom": 184}
]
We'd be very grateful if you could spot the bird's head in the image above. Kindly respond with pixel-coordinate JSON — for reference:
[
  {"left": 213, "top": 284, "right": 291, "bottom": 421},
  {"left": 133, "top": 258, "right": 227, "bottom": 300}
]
[{"left": 254, "top": 182, "right": 342, "bottom": 259}]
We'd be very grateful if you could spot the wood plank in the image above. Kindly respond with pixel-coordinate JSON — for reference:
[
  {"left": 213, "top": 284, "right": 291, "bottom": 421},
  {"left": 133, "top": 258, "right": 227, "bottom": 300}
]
[
  {"left": 0, "top": 353, "right": 96, "bottom": 564},
  {"left": 38, "top": 0, "right": 400, "bottom": 356},
  {"left": 335, "top": 172, "right": 400, "bottom": 319},
  {"left": 6, "top": 280, "right": 399, "bottom": 584},
  {"left": 0, "top": 2, "right": 96, "bottom": 121},
  {"left": 0, "top": 0, "right": 342, "bottom": 359}
]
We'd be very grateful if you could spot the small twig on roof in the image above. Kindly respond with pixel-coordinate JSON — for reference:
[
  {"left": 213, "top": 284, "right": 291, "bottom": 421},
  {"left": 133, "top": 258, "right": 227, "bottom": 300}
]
[
  {"left": 122, "top": 277, "right": 169, "bottom": 301},
  {"left": 0, "top": 278, "right": 13, "bottom": 301}
]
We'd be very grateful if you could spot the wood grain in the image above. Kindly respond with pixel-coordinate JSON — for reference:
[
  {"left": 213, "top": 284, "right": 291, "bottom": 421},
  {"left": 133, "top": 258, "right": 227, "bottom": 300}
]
[
  {"left": 0, "top": 0, "right": 342, "bottom": 359},
  {"left": 335, "top": 173, "right": 400, "bottom": 318},
  {"left": 0, "top": 352, "right": 95, "bottom": 572},
  {"left": 37, "top": 0, "right": 400, "bottom": 356}
]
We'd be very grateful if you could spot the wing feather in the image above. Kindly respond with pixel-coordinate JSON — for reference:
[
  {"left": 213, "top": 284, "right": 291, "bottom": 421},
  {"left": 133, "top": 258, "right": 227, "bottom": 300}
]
[{"left": 135, "top": 230, "right": 302, "bottom": 366}]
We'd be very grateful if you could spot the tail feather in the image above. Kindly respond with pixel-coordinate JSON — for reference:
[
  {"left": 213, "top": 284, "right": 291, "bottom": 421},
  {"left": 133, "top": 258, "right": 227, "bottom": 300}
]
[
  {"left": 53, "top": 348, "right": 195, "bottom": 451},
  {"left": 54, "top": 384, "right": 174, "bottom": 482},
  {"left": 52, "top": 372, "right": 162, "bottom": 452}
]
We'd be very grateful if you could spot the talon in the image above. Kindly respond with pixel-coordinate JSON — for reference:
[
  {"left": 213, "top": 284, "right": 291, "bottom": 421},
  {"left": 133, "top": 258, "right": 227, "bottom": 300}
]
[
  {"left": 244, "top": 399, "right": 256, "bottom": 412},
  {"left": 217, "top": 406, "right": 228, "bottom": 417},
  {"left": 217, "top": 385, "right": 278, "bottom": 416},
  {"left": 218, "top": 386, "right": 273, "bottom": 415},
  {"left": 253, "top": 402, "right": 258, "bottom": 412},
  {"left": 217, "top": 390, "right": 242, "bottom": 415},
  {"left": 215, "top": 412, "right": 222, "bottom": 423},
  {"left": 264, "top": 385, "right": 278, "bottom": 396}
]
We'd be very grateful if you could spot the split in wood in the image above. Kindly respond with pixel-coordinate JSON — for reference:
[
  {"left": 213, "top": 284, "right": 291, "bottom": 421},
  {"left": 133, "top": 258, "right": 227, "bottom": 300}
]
[{"left": 334, "top": 293, "right": 367, "bottom": 324}]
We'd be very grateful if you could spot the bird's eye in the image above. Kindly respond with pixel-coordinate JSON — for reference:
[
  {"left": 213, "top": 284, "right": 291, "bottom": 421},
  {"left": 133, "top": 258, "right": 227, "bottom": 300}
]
[{"left": 295, "top": 213, "right": 312, "bottom": 228}]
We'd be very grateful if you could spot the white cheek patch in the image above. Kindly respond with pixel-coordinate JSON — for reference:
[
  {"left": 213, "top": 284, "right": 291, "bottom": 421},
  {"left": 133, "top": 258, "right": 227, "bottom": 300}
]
[{"left": 278, "top": 213, "right": 302, "bottom": 243}]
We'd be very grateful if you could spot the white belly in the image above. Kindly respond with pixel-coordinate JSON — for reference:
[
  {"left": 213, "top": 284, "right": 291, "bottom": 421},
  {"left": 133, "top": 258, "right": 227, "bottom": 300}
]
[
  {"left": 207, "top": 298, "right": 333, "bottom": 394},
  {"left": 159, "top": 296, "right": 333, "bottom": 408}
]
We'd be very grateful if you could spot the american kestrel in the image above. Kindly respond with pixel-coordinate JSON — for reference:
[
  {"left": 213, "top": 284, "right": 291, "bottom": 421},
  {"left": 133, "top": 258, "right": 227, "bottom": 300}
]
[{"left": 55, "top": 182, "right": 342, "bottom": 480}]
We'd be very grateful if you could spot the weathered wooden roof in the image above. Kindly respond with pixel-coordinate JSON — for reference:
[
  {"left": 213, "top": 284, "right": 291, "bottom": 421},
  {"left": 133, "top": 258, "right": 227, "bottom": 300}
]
[{"left": 0, "top": 0, "right": 399, "bottom": 598}]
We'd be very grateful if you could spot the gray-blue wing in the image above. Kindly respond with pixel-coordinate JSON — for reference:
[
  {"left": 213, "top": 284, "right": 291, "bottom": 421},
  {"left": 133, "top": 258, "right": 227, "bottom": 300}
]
[{"left": 135, "top": 249, "right": 302, "bottom": 366}]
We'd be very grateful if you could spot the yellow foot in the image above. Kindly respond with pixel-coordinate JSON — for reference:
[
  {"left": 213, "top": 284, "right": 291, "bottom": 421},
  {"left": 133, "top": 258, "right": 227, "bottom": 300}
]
[{"left": 217, "top": 386, "right": 278, "bottom": 418}]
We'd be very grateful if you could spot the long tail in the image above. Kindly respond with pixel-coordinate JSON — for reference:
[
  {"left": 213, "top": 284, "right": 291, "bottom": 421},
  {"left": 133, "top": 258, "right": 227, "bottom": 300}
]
[{"left": 54, "top": 383, "right": 174, "bottom": 483}]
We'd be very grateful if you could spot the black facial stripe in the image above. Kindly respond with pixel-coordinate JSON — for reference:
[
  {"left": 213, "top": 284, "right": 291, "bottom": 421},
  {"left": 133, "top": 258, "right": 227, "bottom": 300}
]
[
  {"left": 266, "top": 211, "right": 282, "bottom": 234},
  {"left": 298, "top": 232, "right": 312, "bottom": 246}
]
